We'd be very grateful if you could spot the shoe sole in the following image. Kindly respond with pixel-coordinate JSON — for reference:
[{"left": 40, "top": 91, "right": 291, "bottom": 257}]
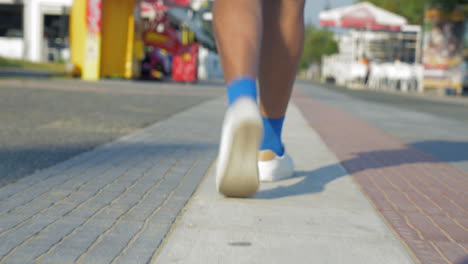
[
  {"left": 218, "top": 121, "right": 261, "bottom": 197},
  {"left": 217, "top": 100, "right": 262, "bottom": 198}
]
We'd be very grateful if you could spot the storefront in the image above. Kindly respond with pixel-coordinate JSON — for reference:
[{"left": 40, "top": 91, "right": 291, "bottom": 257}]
[{"left": 0, "top": 0, "right": 71, "bottom": 62}]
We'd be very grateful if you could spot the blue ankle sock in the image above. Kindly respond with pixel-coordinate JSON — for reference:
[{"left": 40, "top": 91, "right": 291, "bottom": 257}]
[
  {"left": 260, "top": 116, "right": 285, "bottom": 156},
  {"left": 227, "top": 78, "right": 257, "bottom": 106}
]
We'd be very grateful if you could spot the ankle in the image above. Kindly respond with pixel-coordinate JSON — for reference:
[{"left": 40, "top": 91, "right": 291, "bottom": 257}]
[
  {"left": 260, "top": 116, "right": 285, "bottom": 156},
  {"left": 227, "top": 77, "right": 257, "bottom": 106}
]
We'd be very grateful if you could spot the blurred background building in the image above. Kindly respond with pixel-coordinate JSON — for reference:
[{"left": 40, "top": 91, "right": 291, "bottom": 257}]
[
  {"left": 0, "top": 0, "right": 465, "bottom": 94},
  {"left": 0, "top": 0, "right": 220, "bottom": 82},
  {"left": 317, "top": 1, "right": 466, "bottom": 95},
  {"left": 0, "top": 0, "right": 71, "bottom": 62}
]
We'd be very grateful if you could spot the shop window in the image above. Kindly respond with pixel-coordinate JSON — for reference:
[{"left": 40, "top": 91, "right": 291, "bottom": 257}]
[
  {"left": 44, "top": 14, "right": 70, "bottom": 61},
  {"left": 0, "top": 4, "right": 23, "bottom": 37}
]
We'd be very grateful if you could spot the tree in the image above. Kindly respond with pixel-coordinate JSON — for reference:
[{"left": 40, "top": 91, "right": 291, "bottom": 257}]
[
  {"left": 300, "top": 26, "right": 338, "bottom": 69},
  {"left": 359, "top": 0, "right": 466, "bottom": 25}
]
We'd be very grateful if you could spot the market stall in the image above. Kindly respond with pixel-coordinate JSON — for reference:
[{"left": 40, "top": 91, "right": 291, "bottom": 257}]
[
  {"left": 318, "top": 2, "right": 425, "bottom": 92},
  {"left": 70, "top": 0, "right": 217, "bottom": 82}
]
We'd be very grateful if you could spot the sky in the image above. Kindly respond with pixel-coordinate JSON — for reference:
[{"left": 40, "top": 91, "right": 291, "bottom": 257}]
[{"left": 304, "top": 0, "right": 355, "bottom": 26}]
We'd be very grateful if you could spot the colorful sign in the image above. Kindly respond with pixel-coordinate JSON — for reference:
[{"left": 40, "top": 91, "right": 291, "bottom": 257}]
[
  {"left": 83, "top": 0, "right": 102, "bottom": 81},
  {"left": 172, "top": 44, "right": 198, "bottom": 83},
  {"left": 87, "top": 0, "right": 102, "bottom": 34},
  {"left": 422, "top": 7, "right": 465, "bottom": 93},
  {"left": 167, "top": 0, "right": 191, "bottom": 7}
]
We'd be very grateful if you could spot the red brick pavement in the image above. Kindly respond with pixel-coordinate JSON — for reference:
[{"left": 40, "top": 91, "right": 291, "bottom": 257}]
[{"left": 293, "top": 90, "right": 468, "bottom": 264}]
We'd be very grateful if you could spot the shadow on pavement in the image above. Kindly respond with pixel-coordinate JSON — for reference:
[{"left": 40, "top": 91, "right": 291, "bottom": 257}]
[
  {"left": 457, "top": 256, "right": 468, "bottom": 264},
  {"left": 0, "top": 142, "right": 216, "bottom": 188},
  {"left": 411, "top": 140, "right": 468, "bottom": 164},
  {"left": 254, "top": 140, "right": 468, "bottom": 199}
]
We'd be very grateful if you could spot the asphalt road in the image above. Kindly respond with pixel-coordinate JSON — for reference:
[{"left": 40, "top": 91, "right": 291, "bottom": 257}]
[
  {"left": 0, "top": 79, "right": 223, "bottom": 187},
  {"left": 307, "top": 81, "right": 468, "bottom": 125}
]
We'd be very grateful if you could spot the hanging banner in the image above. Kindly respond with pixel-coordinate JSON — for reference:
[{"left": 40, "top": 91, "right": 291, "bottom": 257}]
[
  {"left": 87, "top": 0, "right": 102, "bottom": 34},
  {"left": 83, "top": 0, "right": 102, "bottom": 81},
  {"left": 422, "top": 7, "right": 465, "bottom": 93}
]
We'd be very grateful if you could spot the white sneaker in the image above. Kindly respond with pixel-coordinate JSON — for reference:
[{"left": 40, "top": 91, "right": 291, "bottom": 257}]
[
  {"left": 258, "top": 150, "right": 294, "bottom": 182},
  {"left": 216, "top": 97, "right": 262, "bottom": 197}
]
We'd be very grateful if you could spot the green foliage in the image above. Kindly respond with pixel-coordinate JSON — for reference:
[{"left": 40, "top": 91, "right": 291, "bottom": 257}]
[
  {"left": 358, "top": 0, "right": 465, "bottom": 24},
  {"left": 0, "top": 56, "right": 65, "bottom": 73},
  {"left": 0, "top": 56, "right": 22, "bottom": 68},
  {"left": 426, "top": 0, "right": 464, "bottom": 11},
  {"left": 300, "top": 26, "right": 338, "bottom": 69}
]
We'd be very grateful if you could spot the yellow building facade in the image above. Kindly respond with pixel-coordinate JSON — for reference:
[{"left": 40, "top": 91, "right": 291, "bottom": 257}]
[{"left": 70, "top": 0, "right": 142, "bottom": 80}]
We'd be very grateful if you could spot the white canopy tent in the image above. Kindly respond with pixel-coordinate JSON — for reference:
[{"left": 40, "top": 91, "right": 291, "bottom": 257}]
[
  {"left": 319, "top": 2, "right": 407, "bottom": 31},
  {"left": 319, "top": 2, "right": 424, "bottom": 93}
]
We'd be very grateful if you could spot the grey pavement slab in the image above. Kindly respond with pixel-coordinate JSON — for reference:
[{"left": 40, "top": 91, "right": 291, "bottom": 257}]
[
  {"left": 0, "top": 97, "right": 225, "bottom": 263},
  {"left": 154, "top": 103, "right": 415, "bottom": 264}
]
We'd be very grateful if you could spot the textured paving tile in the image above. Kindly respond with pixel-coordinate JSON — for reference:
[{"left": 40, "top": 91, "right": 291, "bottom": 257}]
[
  {"left": 0, "top": 98, "right": 223, "bottom": 263},
  {"left": 293, "top": 90, "right": 468, "bottom": 264}
]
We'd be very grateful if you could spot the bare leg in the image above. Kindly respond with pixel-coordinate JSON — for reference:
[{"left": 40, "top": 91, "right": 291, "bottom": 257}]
[
  {"left": 259, "top": 0, "right": 305, "bottom": 118},
  {"left": 212, "top": 0, "right": 263, "bottom": 82},
  {"left": 213, "top": 0, "right": 264, "bottom": 197},
  {"left": 214, "top": 0, "right": 303, "bottom": 196}
]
